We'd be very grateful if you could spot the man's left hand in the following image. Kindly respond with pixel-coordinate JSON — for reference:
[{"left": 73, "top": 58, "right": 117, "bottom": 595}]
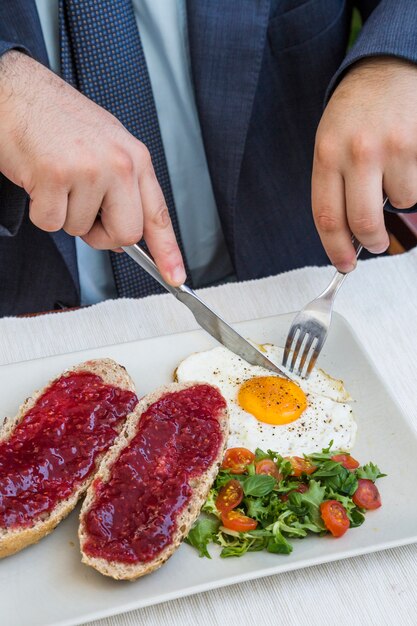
[{"left": 312, "top": 57, "right": 417, "bottom": 272}]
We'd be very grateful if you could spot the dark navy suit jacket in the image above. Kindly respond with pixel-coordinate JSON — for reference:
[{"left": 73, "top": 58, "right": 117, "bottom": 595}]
[{"left": 0, "top": 0, "right": 416, "bottom": 315}]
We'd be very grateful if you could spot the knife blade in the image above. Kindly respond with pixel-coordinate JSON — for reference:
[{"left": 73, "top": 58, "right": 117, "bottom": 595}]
[{"left": 123, "top": 244, "right": 289, "bottom": 378}]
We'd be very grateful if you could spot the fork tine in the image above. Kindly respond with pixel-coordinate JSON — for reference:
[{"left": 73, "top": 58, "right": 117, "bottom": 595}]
[
  {"left": 305, "top": 335, "right": 326, "bottom": 378},
  {"left": 290, "top": 328, "right": 306, "bottom": 372},
  {"left": 283, "top": 324, "right": 299, "bottom": 368},
  {"left": 297, "top": 334, "right": 316, "bottom": 377}
]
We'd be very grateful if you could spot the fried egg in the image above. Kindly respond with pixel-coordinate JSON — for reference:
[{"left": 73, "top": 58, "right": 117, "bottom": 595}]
[{"left": 175, "top": 344, "right": 356, "bottom": 455}]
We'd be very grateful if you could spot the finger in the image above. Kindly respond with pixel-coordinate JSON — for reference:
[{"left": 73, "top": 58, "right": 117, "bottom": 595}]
[
  {"left": 83, "top": 182, "right": 143, "bottom": 249},
  {"left": 29, "top": 184, "right": 68, "bottom": 232},
  {"left": 140, "top": 163, "right": 186, "bottom": 285},
  {"left": 312, "top": 162, "right": 356, "bottom": 272},
  {"left": 63, "top": 185, "right": 104, "bottom": 237},
  {"left": 383, "top": 161, "right": 417, "bottom": 209},
  {"left": 345, "top": 168, "right": 388, "bottom": 254}
]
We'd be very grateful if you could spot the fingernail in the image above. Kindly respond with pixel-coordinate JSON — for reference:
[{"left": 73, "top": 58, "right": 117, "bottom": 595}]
[{"left": 170, "top": 265, "right": 186, "bottom": 285}]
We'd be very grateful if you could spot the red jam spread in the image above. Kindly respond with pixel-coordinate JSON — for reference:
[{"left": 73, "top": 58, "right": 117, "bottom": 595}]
[
  {"left": 0, "top": 372, "right": 137, "bottom": 529},
  {"left": 83, "top": 384, "right": 226, "bottom": 564}
]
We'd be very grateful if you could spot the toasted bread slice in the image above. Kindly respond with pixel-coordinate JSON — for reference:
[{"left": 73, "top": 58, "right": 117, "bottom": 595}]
[
  {"left": 0, "top": 358, "right": 137, "bottom": 559},
  {"left": 79, "top": 382, "right": 228, "bottom": 580}
]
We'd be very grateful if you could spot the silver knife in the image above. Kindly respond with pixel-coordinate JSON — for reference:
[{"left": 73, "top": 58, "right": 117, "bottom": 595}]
[{"left": 123, "top": 244, "right": 289, "bottom": 378}]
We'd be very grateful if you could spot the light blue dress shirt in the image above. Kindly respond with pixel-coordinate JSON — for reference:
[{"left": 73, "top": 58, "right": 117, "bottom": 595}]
[{"left": 35, "top": 0, "right": 233, "bottom": 304}]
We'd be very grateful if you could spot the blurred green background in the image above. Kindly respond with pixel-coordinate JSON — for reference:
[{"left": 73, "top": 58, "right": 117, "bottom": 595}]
[{"left": 349, "top": 7, "right": 362, "bottom": 48}]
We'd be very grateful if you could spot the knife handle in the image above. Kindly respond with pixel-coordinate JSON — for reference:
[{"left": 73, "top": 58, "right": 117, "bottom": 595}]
[{"left": 122, "top": 244, "right": 187, "bottom": 298}]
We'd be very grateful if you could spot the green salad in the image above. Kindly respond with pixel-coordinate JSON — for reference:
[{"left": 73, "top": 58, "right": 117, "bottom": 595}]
[{"left": 186, "top": 443, "right": 385, "bottom": 558}]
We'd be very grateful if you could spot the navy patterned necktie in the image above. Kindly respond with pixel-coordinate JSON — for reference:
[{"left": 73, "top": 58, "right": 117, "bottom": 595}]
[{"left": 59, "top": 0, "right": 188, "bottom": 298}]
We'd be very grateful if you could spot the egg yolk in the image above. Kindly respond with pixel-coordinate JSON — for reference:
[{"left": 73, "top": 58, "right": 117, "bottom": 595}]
[{"left": 237, "top": 376, "right": 307, "bottom": 425}]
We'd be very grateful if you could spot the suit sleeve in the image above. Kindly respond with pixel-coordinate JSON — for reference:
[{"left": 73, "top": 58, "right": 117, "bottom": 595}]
[
  {"left": 0, "top": 42, "right": 32, "bottom": 237},
  {"left": 326, "top": 0, "right": 417, "bottom": 99}
]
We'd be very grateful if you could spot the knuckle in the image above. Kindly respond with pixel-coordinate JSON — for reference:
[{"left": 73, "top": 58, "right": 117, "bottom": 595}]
[
  {"left": 314, "top": 208, "right": 339, "bottom": 234},
  {"left": 110, "top": 225, "right": 143, "bottom": 247},
  {"left": 160, "top": 240, "right": 181, "bottom": 260},
  {"left": 385, "top": 130, "right": 412, "bottom": 156},
  {"left": 150, "top": 202, "right": 171, "bottom": 229},
  {"left": 44, "top": 161, "right": 70, "bottom": 186},
  {"left": 350, "top": 214, "right": 379, "bottom": 236},
  {"left": 64, "top": 224, "right": 90, "bottom": 237},
  {"left": 30, "top": 208, "right": 64, "bottom": 232},
  {"left": 349, "top": 135, "right": 377, "bottom": 164},
  {"left": 80, "top": 160, "right": 100, "bottom": 184},
  {"left": 315, "top": 136, "right": 339, "bottom": 168},
  {"left": 136, "top": 143, "right": 152, "bottom": 169},
  {"left": 388, "top": 191, "right": 416, "bottom": 209},
  {"left": 112, "top": 149, "right": 135, "bottom": 178},
  {"left": 122, "top": 229, "right": 143, "bottom": 246}
]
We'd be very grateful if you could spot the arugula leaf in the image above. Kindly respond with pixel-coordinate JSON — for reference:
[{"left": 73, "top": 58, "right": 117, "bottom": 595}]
[
  {"left": 312, "top": 460, "right": 345, "bottom": 478},
  {"left": 216, "top": 531, "right": 266, "bottom": 558},
  {"left": 268, "top": 513, "right": 307, "bottom": 538},
  {"left": 322, "top": 440, "right": 334, "bottom": 454},
  {"left": 214, "top": 470, "right": 236, "bottom": 488},
  {"left": 220, "top": 539, "right": 266, "bottom": 558},
  {"left": 246, "top": 462, "right": 256, "bottom": 476},
  {"left": 255, "top": 447, "right": 270, "bottom": 461},
  {"left": 267, "top": 532, "right": 293, "bottom": 554},
  {"left": 306, "top": 441, "right": 337, "bottom": 462},
  {"left": 349, "top": 508, "right": 366, "bottom": 528},
  {"left": 275, "top": 479, "right": 302, "bottom": 493},
  {"left": 201, "top": 488, "right": 220, "bottom": 517},
  {"left": 243, "top": 474, "right": 276, "bottom": 497},
  {"left": 322, "top": 469, "right": 358, "bottom": 496},
  {"left": 185, "top": 517, "right": 220, "bottom": 558},
  {"left": 245, "top": 497, "right": 270, "bottom": 520},
  {"left": 276, "top": 456, "right": 293, "bottom": 478},
  {"left": 291, "top": 480, "right": 326, "bottom": 529},
  {"left": 356, "top": 462, "right": 386, "bottom": 482}
]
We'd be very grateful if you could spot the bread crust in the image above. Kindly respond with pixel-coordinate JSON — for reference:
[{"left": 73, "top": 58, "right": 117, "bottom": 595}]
[
  {"left": 0, "top": 358, "right": 136, "bottom": 559},
  {"left": 79, "top": 382, "right": 229, "bottom": 580}
]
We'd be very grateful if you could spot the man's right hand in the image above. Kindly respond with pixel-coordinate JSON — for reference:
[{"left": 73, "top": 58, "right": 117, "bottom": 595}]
[{"left": 0, "top": 51, "right": 186, "bottom": 285}]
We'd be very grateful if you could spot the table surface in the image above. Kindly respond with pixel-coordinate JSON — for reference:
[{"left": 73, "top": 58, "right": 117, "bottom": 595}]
[{"left": 2, "top": 248, "right": 417, "bottom": 626}]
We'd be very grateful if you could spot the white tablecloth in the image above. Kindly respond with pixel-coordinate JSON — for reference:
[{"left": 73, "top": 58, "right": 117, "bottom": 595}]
[{"left": 2, "top": 249, "right": 417, "bottom": 626}]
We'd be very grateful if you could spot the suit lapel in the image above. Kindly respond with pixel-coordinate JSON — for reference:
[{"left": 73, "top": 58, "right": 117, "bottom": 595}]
[{"left": 186, "top": 0, "right": 270, "bottom": 253}]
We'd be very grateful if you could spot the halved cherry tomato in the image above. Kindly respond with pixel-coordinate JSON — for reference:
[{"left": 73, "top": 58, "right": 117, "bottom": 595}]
[
  {"left": 286, "top": 456, "right": 317, "bottom": 477},
  {"left": 255, "top": 459, "right": 282, "bottom": 481},
  {"left": 352, "top": 479, "right": 381, "bottom": 510},
  {"left": 215, "top": 480, "right": 244, "bottom": 514},
  {"left": 221, "top": 448, "right": 255, "bottom": 474},
  {"left": 221, "top": 510, "right": 258, "bottom": 532},
  {"left": 280, "top": 482, "right": 308, "bottom": 502},
  {"left": 320, "top": 500, "right": 350, "bottom": 537},
  {"left": 331, "top": 453, "right": 360, "bottom": 470}
]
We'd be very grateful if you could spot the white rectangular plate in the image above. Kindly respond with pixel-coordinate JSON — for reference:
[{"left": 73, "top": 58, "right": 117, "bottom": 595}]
[{"left": 1, "top": 313, "right": 417, "bottom": 626}]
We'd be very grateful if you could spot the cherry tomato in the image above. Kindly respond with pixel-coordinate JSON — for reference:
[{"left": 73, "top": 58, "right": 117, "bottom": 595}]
[
  {"left": 255, "top": 459, "right": 282, "bottom": 481},
  {"left": 215, "top": 480, "right": 244, "bottom": 514},
  {"left": 331, "top": 453, "right": 360, "bottom": 470},
  {"left": 352, "top": 479, "right": 381, "bottom": 510},
  {"left": 280, "top": 482, "right": 308, "bottom": 502},
  {"left": 286, "top": 456, "right": 317, "bottom": 477},
  {"left": 221, "top": 510, "right": 258, "bottom": 532},
  {"left": 221, "top": 448, "right": 255, "bottom": 474},
  {"left": 320, "top": 500, "right": 350, "bottom": 537}
]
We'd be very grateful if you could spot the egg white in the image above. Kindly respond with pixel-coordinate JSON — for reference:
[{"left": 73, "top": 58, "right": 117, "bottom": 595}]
[{"left": 175, "top": 344, "right": 356, "bottom": 455}]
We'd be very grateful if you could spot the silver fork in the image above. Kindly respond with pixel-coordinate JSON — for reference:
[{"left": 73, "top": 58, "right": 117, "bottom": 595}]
[{"left": 282, "top": 236, "right": 363, "bottom": 378}]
